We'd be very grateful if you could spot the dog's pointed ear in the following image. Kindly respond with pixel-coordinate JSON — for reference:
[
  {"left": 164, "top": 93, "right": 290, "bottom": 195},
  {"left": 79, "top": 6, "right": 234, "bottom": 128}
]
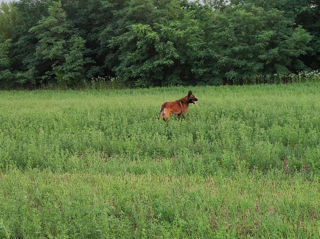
[{"left": 188, "top": 90, "right": 192, "bottom": 97}]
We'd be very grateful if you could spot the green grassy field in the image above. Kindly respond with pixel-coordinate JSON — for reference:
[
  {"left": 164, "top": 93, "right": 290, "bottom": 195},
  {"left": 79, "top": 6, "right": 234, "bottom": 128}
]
[{"left": 1, "top": 83, "right": 320, "bottom": 238}]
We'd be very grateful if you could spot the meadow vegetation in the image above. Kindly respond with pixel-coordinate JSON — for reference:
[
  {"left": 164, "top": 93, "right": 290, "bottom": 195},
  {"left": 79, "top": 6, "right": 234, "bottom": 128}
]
[{"left": 1, "top": 82, "right": 320, "bottom": 238}]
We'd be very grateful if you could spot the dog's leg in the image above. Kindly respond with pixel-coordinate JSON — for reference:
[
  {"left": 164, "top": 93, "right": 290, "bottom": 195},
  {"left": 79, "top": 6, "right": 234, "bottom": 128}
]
[
  {"left": 163, "top": 108, "right": 170, "bottom": 122},
  {"left": 158, "top": 105, "right": 166, "bottom": 120},
  {"left": 158, "top": 106, "right": 165, "bottom": 119},
  {"left": 158, "top": 110, "right": 167, "bottom": 121}
]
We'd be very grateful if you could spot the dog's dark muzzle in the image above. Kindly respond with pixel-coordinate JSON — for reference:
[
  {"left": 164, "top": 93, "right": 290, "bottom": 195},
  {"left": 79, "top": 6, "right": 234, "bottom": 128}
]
[{"left": 189, "top": 98, "right": 198, "bottom": 104}]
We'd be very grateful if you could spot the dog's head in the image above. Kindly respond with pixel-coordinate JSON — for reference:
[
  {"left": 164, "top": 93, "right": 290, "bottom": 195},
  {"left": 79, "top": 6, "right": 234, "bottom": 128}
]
[{"left": 187, "top": 90, "right": 198, "bottom": 105}]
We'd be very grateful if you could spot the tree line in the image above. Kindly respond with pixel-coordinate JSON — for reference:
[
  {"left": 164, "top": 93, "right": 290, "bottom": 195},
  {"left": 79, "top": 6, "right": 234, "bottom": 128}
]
[{"left": 0, "top": 0, "right": 319, "bottom": 88}]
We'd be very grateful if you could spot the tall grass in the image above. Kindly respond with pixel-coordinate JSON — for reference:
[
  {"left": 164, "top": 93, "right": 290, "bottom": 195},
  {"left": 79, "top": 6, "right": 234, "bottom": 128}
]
[
  {"left": 1, "top": 83, "right": 320, "bottom": 175},
  {"left": 1, "top": 171, "right": 319, "bottom": 238},
  {"left": 1, "top": 82, "right": 320, "bottom": 238}
]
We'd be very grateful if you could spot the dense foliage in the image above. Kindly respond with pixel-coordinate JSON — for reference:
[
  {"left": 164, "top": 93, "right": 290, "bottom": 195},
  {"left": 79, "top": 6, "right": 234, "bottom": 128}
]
[{"left": 0, "top": 0, "right": 319, "bottom": 88}]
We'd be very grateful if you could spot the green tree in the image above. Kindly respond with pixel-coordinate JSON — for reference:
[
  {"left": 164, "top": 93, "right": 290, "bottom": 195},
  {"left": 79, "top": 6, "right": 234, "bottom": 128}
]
[
  {"left": 7, "top": 0, "right": 53, "bottom": 87},
  {"left": 0, "top": 2, "right": 17, "bottom": 41},
  {"left": 297, "top": 0, "right": 320, "bottom": 69},
  {"left": 60, "top": 36, "right": 86, "bottom": 86},
  {"left": 0, "top": 0, "right": 318, "bottom": 88},
  {"left": 62, "top": 0, "right": 113, "bottom": 78},
  {"left": 207, "top": 4, "right": 312, "bottom": 83},
  {"left": 107, "top": 0, "right": 206, "bottom": 87},
  {"left": 0, "top": 39, "right": 14, "bottom": 87},
  {"left": 230, "top": 0, "right": 320, "bottom": 70},
  {"left": 112, "top": 23, "right": 180, "bottom": 87},
  {"left": 30, "top": 1, "right": 86, "bottom": 86}
]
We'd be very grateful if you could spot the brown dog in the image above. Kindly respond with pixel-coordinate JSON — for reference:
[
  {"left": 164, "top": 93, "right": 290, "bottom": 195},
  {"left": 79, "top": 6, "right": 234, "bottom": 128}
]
[{"left": 158, "top": 90, "right": 198, "bottom": 121}]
